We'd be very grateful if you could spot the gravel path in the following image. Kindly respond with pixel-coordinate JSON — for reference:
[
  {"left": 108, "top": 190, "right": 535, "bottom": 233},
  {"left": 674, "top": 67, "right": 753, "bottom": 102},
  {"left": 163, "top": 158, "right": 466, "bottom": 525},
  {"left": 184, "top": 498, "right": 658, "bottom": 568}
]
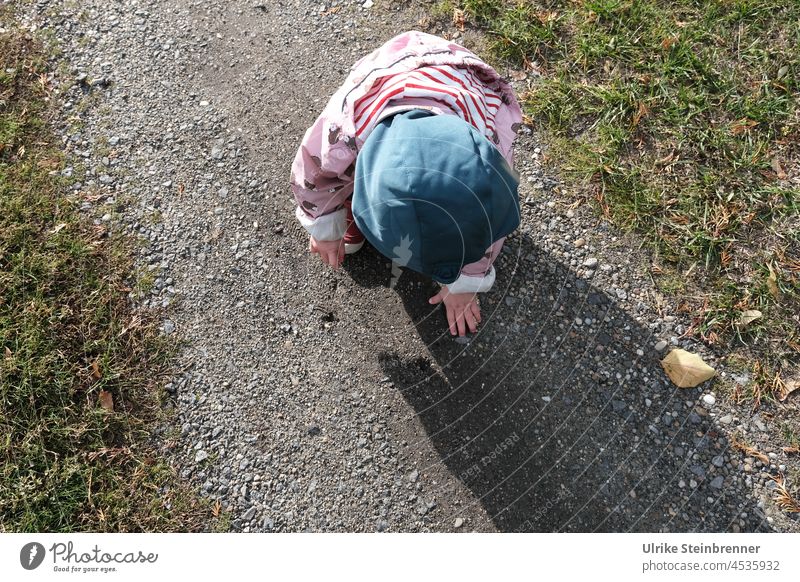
[{"left": 23, "top": 0, "right": 798, "bottom": 532}]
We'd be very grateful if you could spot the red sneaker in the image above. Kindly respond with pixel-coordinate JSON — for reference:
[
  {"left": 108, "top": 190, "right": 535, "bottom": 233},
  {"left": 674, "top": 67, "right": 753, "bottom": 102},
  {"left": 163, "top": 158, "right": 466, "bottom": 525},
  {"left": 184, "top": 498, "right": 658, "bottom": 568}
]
[{"left": 343, "top": 198, "right": 365, "bottom": 254}]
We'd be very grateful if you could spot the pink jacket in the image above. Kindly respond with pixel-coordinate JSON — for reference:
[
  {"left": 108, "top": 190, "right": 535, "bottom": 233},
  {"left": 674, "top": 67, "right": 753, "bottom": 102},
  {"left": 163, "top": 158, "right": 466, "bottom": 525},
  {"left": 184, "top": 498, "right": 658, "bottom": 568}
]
[{"left": 290, "top": 31, "right": 523, "bottom": 293}]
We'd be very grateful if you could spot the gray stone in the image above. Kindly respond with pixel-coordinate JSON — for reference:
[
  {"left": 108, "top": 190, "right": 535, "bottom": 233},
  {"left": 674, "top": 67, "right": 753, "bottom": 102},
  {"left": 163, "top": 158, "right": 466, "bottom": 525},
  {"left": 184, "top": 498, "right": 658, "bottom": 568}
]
[
  {"left": 242, "top": 507, "right": 256, "bottom": 521},
  {"left": 587, "top": 292, "right": 607, "bottom": 306},
  {"left": 690, "top": 465, "right": 706, "bottom": 479}
]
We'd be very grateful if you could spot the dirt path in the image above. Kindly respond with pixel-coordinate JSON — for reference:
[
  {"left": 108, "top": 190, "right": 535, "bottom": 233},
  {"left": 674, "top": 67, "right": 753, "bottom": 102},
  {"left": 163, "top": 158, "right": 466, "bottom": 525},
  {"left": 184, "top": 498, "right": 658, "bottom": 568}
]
[{"left": 26, "top": 0, "right": 795, "bottom": 532}]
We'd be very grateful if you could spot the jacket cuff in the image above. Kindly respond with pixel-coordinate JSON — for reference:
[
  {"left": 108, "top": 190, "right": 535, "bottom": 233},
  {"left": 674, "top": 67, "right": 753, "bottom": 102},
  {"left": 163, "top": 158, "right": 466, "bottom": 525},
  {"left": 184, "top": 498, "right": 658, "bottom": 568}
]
[
  {"left": 447, "top": 266, "right": 496, "bottom": 294},
  {"left": 295, "top": 206, "right": 348, "bottom": 241}
]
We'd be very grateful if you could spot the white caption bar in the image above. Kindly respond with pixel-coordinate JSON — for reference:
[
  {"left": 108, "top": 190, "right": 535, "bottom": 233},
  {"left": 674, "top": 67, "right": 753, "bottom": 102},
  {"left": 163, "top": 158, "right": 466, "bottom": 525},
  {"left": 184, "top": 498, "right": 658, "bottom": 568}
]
[{"left": 2, "top": 533, "right": 799, "bottom": 581}]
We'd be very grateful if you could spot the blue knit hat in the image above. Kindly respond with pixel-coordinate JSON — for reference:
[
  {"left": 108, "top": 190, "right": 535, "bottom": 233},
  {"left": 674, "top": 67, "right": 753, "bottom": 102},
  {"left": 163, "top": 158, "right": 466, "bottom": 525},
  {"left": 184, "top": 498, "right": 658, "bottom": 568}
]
[{"left": 352, "top": 109, "right": 520, "bottom": 284}]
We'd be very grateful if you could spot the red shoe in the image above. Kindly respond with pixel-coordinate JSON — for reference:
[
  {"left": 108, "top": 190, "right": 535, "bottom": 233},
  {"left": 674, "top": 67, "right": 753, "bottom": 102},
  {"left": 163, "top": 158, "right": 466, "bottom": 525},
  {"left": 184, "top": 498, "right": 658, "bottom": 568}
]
[{"left": 343, "top": 198, "right": 365, "bottom": 254}]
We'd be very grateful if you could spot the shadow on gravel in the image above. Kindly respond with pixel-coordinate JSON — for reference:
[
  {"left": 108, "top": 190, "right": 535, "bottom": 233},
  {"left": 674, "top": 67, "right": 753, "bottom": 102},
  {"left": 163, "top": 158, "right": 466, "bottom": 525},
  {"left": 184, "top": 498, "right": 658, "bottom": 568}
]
[{"left": 371, "top": 232, "right": 773, "bottom": 533}]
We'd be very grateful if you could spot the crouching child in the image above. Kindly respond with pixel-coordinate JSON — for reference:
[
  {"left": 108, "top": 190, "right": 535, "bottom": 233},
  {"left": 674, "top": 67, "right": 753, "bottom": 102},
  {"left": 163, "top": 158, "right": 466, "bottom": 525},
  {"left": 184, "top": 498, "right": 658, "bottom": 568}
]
[{"left": 290, "top": 31, "right": 523, "bottom": 336}]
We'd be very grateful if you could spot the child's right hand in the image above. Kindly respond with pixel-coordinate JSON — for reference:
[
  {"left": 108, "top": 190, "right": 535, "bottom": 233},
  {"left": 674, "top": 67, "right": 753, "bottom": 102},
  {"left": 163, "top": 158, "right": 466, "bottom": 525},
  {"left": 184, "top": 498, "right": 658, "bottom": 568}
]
[{"left": 309, "top": 236, "right": 345, "bottom": 269}]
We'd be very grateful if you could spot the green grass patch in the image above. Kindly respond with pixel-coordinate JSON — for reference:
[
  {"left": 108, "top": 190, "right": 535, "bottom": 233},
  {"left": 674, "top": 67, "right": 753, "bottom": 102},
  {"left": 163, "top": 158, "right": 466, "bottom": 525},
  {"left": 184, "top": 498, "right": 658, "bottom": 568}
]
[
  {"left": 0, "top": 14, "right": 215, "bottom": 532},
  {"left": 448, "top": 0, "right": 799, "bottom": 357}
]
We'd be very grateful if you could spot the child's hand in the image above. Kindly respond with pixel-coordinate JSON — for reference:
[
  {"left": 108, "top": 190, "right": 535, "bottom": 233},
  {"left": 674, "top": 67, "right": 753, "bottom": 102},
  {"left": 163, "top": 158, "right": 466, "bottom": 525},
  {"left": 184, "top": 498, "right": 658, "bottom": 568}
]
[
  {"left": 309, "top": 236, "right": 345, "bottom": 269},
  {"left": 429, "top": 286, "right": 481, "bottom": 337}
]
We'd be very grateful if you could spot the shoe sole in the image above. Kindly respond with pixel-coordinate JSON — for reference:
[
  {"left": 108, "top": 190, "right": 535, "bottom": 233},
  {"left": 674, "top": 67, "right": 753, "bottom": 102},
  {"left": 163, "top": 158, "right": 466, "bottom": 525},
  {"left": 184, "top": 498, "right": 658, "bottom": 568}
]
[{"left": 344, "top": 241, "right": 364, "bottom": 255}]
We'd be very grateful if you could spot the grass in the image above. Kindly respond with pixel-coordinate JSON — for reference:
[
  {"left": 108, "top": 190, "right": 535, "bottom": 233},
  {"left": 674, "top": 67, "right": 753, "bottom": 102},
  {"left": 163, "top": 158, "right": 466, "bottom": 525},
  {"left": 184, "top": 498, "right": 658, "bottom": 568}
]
[
  {"left": 439, "top": 0, "right": 799, "bottom": 395},
  {"left": 0, "top": 12, "right": 216, "bottom": 531}
]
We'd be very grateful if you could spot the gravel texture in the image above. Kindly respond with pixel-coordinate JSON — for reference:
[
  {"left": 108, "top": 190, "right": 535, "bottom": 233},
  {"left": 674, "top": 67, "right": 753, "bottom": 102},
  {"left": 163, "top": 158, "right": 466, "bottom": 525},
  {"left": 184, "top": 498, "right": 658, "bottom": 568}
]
[{"left": 21, "top": 0, "right": 799, "bottom": 532}]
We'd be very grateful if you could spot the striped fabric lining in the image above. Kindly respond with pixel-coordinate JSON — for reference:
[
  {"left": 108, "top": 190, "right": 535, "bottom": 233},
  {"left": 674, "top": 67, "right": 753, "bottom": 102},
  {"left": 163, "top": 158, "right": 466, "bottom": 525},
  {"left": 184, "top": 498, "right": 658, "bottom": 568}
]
[{"left": 352, "top": 64, "right": 502, "bottom": 139}]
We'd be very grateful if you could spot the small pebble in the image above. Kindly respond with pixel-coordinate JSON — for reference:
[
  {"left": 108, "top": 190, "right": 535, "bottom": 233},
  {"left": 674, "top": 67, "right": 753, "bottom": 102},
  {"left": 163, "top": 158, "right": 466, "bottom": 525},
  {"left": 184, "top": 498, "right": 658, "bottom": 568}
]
[{"left": 242, "top": 507, "right": 256, "bottom": 521}]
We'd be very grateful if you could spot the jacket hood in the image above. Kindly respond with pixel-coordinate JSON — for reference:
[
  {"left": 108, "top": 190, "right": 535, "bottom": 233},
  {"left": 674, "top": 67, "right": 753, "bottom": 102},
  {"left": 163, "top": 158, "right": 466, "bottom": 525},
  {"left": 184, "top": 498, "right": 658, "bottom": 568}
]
[{"left": 352, "top": 109, "right": 520, "bottom": 284}]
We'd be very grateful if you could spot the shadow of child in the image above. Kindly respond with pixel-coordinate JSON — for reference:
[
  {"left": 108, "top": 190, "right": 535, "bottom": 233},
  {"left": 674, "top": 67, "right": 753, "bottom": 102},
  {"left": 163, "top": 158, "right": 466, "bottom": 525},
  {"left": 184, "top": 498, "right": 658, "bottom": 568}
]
[{"left": 375, "top": 231, "right": 771, "bottom": 532}]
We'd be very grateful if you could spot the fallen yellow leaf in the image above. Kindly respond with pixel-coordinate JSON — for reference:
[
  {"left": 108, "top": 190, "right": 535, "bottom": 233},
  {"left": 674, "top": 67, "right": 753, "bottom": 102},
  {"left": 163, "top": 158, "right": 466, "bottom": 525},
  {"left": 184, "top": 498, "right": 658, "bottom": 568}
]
[
  {"left": 779, "top": 379, "right": 800, "bottom": 402},
  {"left": 772, "top": 157, "right": 787, "bottom": 179},
  {"left": 737, "top": 309, "right": 762, "bottom": 327},
  {"left": 98, "top": 390, "right": 114, "bottom": 412},
  {"left": 91, "top": 359, "right": 101, "bottom": 379},
  {"left": 730, "top": 118, "right": 757, "bottom": 135},
  {"left": 767, "top": 263, "right": 780, "bottom": 300},
  {"left": 452, "top": 8, "right": 465, "bottom": 31},
  {"left": 632, "top": 101, "right": 649, "bottom": 126},
  {"left": 660, "top": 349, "right": 716, "bottom": 388},
  {"left": 732, "top": 434, "right": 770, "bottom": 465}
]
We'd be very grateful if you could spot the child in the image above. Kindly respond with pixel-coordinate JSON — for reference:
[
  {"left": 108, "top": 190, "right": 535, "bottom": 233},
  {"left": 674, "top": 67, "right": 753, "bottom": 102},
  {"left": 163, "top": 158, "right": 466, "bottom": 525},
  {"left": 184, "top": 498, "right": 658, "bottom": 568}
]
[{"left": 290, "top": 31, "right": 523, "bottom": 337}]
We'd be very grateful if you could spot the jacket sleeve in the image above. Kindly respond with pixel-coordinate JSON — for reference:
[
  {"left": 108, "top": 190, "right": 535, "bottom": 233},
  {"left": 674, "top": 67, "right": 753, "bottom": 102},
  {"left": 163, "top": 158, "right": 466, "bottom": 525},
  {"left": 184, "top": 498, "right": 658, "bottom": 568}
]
[
  {"left": 290, "top": 106, "right": 357, "bottom": 241},
  {"left": 447, "top": 237, "right": 505, "bottom": 294}
]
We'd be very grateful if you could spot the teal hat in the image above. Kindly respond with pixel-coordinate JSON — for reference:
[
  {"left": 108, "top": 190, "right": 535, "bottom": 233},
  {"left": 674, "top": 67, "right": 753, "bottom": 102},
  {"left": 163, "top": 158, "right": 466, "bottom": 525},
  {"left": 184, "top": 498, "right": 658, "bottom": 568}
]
[{"left": 352, "top": 109, "right": 520, "bottom": 284}]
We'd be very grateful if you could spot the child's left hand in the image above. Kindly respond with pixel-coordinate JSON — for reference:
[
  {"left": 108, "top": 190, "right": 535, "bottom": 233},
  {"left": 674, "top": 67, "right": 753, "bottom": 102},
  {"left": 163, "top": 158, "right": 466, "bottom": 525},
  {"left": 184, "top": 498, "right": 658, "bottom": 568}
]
[{"left": 429, "top": 286, "right": 481, "bottom": 337}]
